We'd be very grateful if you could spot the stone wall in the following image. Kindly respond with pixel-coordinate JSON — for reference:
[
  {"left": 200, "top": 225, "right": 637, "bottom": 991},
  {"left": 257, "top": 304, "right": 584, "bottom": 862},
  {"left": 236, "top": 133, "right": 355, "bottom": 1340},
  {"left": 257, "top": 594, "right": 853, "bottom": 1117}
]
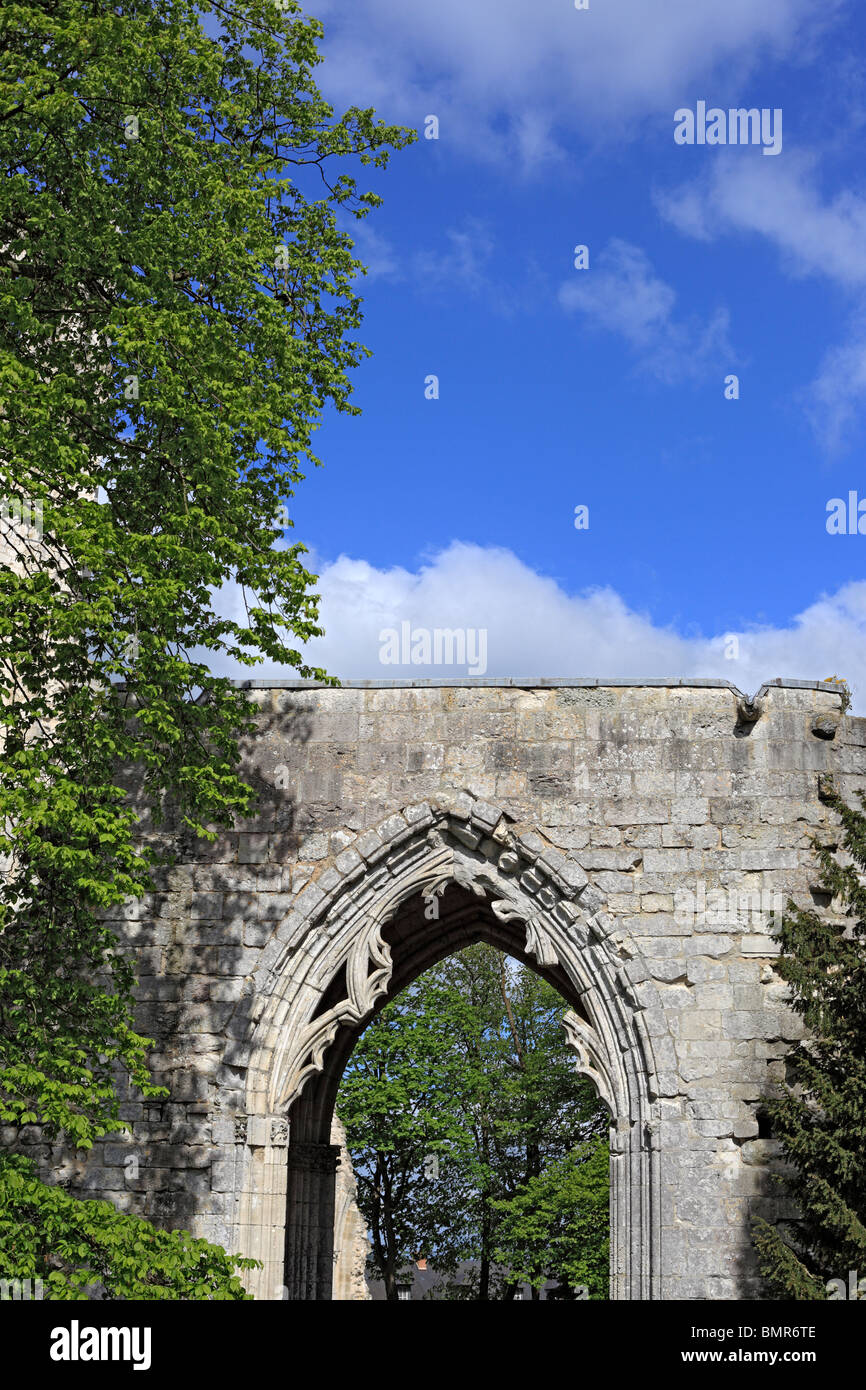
[
  {"left": 330, "top": 1115, "right": 371, "bottom": 1301},
  {"left": 23, "top": 678, "right": 866, "bottom": 1299}
]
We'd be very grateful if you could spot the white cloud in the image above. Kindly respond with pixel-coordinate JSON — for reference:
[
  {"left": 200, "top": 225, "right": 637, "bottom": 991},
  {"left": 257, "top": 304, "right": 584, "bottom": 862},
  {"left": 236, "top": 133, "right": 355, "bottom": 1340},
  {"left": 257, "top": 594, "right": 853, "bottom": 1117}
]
[
  {"left": 807, "top": 323, "right": 866, "bottom": 453},
  {"left": 558, "top": 239, "right": 733, "bottom": 381},
  {"left": 656, "top": 153, "right": 866, "bottom": 286},
  {"left": 205, "top": 541, "right": 866, "bottom": 712},
  {"left": 656, "top": 155, "right": 866, "bottom": 448},
  {"left": 348, "top": 220, "right": 403, "bottom": 283},
  {"left": 311, "top": 0, "right": 829, "bottom": 168},
  {"left": 346, "top": 217, "right": 545, "bottom": 315},
  {"left": 412, "top": 221, "right": 496, "bottom": 297}
]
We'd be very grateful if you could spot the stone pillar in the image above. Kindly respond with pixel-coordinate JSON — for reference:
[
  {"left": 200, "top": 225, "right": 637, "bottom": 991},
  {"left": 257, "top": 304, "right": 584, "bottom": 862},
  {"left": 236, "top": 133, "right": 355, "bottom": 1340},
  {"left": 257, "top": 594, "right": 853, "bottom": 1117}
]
[
  {"left": 284, "top": 1142, "right": 341, "bottom": 1300},
  {"left": 234, "top": 1115, "right": 289, "bottom": 1300},
  {"left": 331, "top": 1115, "right": 372, "bottom": 1300}
]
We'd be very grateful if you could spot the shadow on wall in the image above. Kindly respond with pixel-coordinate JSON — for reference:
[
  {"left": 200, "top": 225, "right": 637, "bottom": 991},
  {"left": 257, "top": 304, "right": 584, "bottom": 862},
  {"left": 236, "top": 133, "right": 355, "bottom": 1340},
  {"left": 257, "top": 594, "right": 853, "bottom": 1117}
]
[{"left": 36, "top": 697, "right": 316, "bottom": 1240}]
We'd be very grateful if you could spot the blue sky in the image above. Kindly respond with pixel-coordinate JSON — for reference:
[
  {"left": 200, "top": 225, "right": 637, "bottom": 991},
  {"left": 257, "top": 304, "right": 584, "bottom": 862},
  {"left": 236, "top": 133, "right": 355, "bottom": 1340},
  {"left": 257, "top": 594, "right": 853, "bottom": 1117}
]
[{"left": 221, "top": 1, "right": 866, "bottom": 703}]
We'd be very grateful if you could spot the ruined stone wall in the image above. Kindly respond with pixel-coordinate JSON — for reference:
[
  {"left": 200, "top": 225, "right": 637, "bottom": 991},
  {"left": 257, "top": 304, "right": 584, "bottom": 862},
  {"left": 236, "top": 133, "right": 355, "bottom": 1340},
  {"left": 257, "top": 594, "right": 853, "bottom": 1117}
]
[
  {"left": 330, "top": 1115, "right": 371, "bottom": 1301},
  {"left": 25, "top": 678, "right": 866, "bottom": 1299}
]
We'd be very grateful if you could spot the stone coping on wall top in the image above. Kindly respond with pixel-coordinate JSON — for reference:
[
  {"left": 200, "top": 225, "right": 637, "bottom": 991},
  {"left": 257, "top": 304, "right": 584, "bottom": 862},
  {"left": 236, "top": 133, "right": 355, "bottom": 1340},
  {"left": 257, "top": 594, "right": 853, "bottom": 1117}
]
[{"left": 231, "top": 676, "right": 844, "bottom": 701}]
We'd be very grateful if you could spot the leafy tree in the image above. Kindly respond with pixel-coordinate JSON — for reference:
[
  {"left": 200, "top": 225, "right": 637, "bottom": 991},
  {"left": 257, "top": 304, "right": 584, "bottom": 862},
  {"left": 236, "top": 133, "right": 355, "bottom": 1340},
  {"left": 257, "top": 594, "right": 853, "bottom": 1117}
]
[
  {"left": 430, "top": 947, "right": 608, "bottom": 1299},
  {"left": 0, "top": 0, "right": 411, "bottom": 1294},
  {"left": 752, "top": 790, "right": 866, "bottom": 1299},
  {"left": 339, "top": 944, "right": 609, "bottom": 1300},
  {"left": 336, "top": 975, "right": 482, "bottom": 1300},
  {"left": 493, "top": 1138, "right": 609, "bottom": 1300},
  {"left": 0, "top": 1154, "right": 256, "bottom": 1298}
]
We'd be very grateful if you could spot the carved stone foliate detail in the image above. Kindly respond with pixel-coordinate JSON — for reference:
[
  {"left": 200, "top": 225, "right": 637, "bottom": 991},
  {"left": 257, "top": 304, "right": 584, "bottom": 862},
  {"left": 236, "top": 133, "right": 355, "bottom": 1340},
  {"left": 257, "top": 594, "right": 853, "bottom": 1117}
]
[
  {"left": 609, "top": 1120, "right": 630, "bottom": 1156},
  {"left": 525, "top": 914, "right": 560, "bottom": 968},
  {"left": 265, "top": 804, "right": 628, "bottom": 1114},
  {"left": 269, "top": 842, "right": 455, "bottom": 1110},
  {"left": 562, "top": 1009, "right": 617, "bottom": 1115},
  {"left": 244, "top": 795, "right": 664, "bottom": 1301}
]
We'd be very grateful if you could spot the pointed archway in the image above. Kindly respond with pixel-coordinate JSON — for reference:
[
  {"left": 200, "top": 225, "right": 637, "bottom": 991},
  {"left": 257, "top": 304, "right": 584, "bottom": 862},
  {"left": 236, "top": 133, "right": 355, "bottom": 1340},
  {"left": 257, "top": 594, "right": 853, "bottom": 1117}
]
[{"left": 234, "top": 796, "right": 667, "bottom": 1299}]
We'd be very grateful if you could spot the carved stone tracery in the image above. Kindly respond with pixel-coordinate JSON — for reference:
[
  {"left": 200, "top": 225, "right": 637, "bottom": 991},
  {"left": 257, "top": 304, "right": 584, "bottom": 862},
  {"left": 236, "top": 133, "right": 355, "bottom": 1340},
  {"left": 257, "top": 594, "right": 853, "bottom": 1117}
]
[{"left": 238, "top": 798, "right": 665, "bottom": 1300}]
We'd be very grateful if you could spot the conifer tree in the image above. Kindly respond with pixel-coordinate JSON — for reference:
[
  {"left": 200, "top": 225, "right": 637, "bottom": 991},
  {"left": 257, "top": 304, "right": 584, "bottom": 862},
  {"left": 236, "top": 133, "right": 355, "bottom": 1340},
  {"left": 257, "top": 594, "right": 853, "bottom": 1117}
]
[{"left": 752, "top": 788, "right": 866, "bottom": 1299}]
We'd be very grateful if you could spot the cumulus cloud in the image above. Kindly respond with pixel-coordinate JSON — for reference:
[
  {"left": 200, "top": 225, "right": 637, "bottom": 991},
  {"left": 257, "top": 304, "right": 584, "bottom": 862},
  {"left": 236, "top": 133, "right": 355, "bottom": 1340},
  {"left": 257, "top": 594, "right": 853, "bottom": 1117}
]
[
  {"left": 345, "top": 217, "right": 546, "bottom": 316},
  {"left": 656, "top": 155, "right": 866, "bottom": 449},
  {"left": 205, "top": 541, "right": 866, "bottom": 712},
  {"left": 348, "top": 220, "right": 403, "bottom": 283},
  {"left": 407, "top": 220, "right": 506, "bottom": 310},
  {"left": 656, "top": 153, "right": 866, "bottom": 286},
  {"left": 558, "top": 239, "right": 734, "bottom": 381},
  {"left": 310, "top": 0, "right": 828, "bottom": 169},
  {"left": 807, "top": 324, "right": 866, "bottom": 453}
]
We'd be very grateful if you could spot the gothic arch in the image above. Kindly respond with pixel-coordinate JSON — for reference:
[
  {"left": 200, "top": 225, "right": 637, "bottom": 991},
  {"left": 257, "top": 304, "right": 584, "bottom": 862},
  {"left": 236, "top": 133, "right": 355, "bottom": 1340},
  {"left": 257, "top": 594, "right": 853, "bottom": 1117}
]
[{"left": 232, "top": 796, "right": 667, "bottom": 1299}]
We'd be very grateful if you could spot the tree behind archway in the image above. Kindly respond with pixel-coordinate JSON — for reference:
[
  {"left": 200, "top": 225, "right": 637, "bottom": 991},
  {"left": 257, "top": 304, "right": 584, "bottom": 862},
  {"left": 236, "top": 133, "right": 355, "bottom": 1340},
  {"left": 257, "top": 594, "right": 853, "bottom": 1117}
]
[{"left": 338, "top": 943, "right": 609, "bottom": 1300}]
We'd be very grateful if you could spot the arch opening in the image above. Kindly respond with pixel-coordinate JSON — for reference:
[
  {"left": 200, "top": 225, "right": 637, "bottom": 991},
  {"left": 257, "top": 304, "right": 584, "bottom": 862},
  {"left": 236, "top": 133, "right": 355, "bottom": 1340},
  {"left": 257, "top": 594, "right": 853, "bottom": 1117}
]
[
  {"left": 289, "top": 882, "right": 597, "bottom": 1149},
  {"left": 235, "top": 801, "right": 663, "bottom": 1300},
  {"left": 332, "top": 902, "right": 612, "bottom": 1300}
]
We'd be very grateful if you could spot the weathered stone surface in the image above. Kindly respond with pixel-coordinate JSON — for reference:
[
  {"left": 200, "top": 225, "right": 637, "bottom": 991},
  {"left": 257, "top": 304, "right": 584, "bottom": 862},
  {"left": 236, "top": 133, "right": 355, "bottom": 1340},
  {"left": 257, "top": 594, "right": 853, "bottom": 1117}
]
[
  {"left": 26, "top": 677, "right": 862, "bottom": 1302},
  {"left": 330, "top": 1115, "right": 371, "bottom": 1301}
]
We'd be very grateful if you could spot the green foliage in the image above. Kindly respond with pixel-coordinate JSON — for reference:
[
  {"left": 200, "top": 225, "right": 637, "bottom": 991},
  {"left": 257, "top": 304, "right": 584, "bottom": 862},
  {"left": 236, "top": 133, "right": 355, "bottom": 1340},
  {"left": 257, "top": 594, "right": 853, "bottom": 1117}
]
[
  {"left": 337, "top": 972, "right": 483, "bottom": 1295},
  {"left": 823, "top": 676, "right": 852, "bottom": 713},
  {"left": 493, "top": 1137, "right": 610, "bottom": 1299},
  {"left": 339, "top": 944, "right": 610, "bottom": 1299},
  {"left": 752, "top": 791, "right": 866, "bottom": 1298},
  {"left": 0, "top": 1154, "right": 255, "bottom": 1299},
  {"left": 0, "top": 0, "right": 411, "bottom": 1293}
]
